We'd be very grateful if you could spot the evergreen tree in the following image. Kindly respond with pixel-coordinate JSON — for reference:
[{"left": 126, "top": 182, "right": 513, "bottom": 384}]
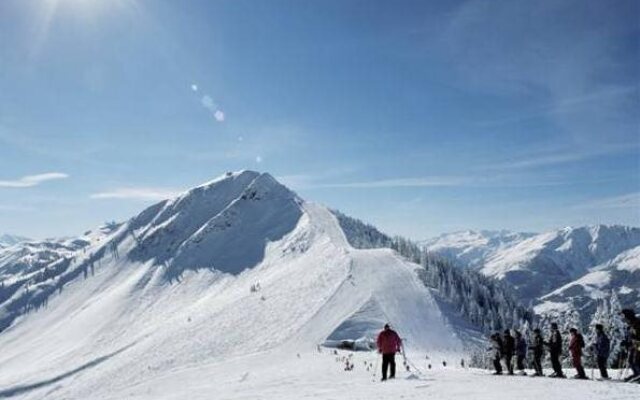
[
  {"left": 606, "top": 290, "right": 627, "bottom": 367},
  {"left": 585, "top": 299, "right": 607, "bottom": 368}
]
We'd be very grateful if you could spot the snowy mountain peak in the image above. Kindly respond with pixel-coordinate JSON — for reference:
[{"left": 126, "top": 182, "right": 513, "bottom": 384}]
[
  {"left": 0, "top": 171, "right": 474, "bottom": 398},
  {"left": 423, "top": 229, "right": 536, "bottom": 269},
  {"left": 190, "top": 169, "right": 261, "bottom": 192},
  {"left": 426, "top": 224, "right": 640, "bottom": 306},
  {"left": 124, "top": 170, "right": 303, "bottom": 277},
  {"left": 0, "top": 234, "right": 30, "bottom": 248}
]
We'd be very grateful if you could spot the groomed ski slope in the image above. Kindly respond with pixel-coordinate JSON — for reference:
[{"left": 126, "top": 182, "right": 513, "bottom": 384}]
[
  {"left": 0, "top": 179, "right": 465, "bottom": 399},
  {"left": 3, "top": 348, "right": 639, "bottom": 400}
]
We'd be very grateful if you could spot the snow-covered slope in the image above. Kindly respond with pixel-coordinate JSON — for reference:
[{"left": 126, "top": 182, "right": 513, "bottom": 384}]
[
  {"left": 426, "top": 226, "right": 640, "bottom": 303},
  {"left": 0, "top": 234, "right": 30, "bottom": 249},
  {"left": 423, "top": 230, "right": 535, "bottom": 269},
  {"left": 537, "top": 245, "right": 640, "bottom": 314},
  {"left": 0, "top": 171, "right": 470, "bottom": 399},
  {"left": 0, "top": 223, "right": 121, "bottom": 331}
]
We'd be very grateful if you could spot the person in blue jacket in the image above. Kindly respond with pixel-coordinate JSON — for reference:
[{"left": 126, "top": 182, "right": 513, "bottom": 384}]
[
  {"left": 592, "top": 324, "right": 610, "bottom": 380},
  {"left": 514, "top": 330, "right": 528, "bottom": 375}
]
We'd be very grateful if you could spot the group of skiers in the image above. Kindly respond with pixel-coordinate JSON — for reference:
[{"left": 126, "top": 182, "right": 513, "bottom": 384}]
[
  {"left": 489, "top": 308, "right": 640, "bottom": 383},
  {"left": 373, "top": 308, "right": 640, "bottom": 384}
]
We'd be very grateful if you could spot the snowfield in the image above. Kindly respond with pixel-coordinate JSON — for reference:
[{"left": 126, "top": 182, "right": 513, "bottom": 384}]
[
  {"left": 0, "top": 171, "right": 471, "bottom": 399},
  {"left": 0, "top": 171, "right": 638, "bottom": 399},
  {"left": 1, "top": 348, "right": 638, "bottom": 399}
]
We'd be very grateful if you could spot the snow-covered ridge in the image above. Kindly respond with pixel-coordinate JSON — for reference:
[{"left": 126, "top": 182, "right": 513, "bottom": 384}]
[
  {"left": 537, "top": 245, "right": 640, "bottom": 314},
  {"left": 0, "top": 170, "right": 472, "bottom": 398},
  {"left": 423, "top": 230, "right": 536, "bottom": 269},
  {"left": 126, "top": 170, "right": 304, "bottom": 277},
  {"left": 0, "top": 234, "right": 30, "bottom": 249},
  {"left": 425, "top": 225, "right": 640, "bottom": 312}
]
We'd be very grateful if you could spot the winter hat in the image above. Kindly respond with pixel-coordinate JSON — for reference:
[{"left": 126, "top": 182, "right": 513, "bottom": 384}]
[
  {"left": 551, "top": 322, "right": 558, "bottom": 329},
  {"left": 384, "top": 323, "right": 390, "bottom": 329},
  {"left": 504, "top": 329, "right": 511, "bottom": 335},
  {"left": 595, "top": 324, "right": 604, "bottom": 331}
]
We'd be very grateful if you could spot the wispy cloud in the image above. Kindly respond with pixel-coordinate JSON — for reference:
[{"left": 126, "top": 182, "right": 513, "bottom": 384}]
[
  {"left": 278, "top": 175, "right": 469, "bottom": 190},
  {"left": 486, "top": 152, "right": 588, "bottom": 170},
  {"left": 0, "top": 172, "right": 69, "bottom": 188},
  {"left": 475, "top": 86, "right": 638, "bottom": 127},
  {"left": 278, "top": 171, "right": 620, "bottom": 191},
  {"left": 0, "top": 204, "right": 35, "bottom": 212},
  {"left": 441, "top": 0, "right": 639, "bottom": 148},
  {"left": 90, "top": 187, "right": 182, "bottom": 201},
  {"left": 483, "top": 142, "right": 639, "bottom": 170},
  {"left": 317, "top": 177, "right": 468, "bottom": 189},
  {"left": 575, "top": 192, "right": 640, "bottom": 210}
]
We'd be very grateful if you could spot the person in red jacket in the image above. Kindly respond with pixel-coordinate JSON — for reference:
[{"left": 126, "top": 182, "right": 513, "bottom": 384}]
[
  {"left": 569, "top": 328, "right": 587, "bottom": 379},
  {"left": 377, "top": 323, "right": 403, "bottom": 381}
]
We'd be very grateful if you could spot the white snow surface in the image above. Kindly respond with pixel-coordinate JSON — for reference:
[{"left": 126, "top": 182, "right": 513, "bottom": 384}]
[
  {"left": 425, "top": 226, "right": 640, "bottom": 304},
  {"left": 423, "top": 230, "right": 536, "bottom": 269},
  {"left": 0, "top": 234, "right": 30, "bottom": 249},
  {"left": 537, "top": 245, "right": 640, "bottom": 313},
  {"left": 0, "top": 171, "right": 475, "bottom": 399},
  {"left": 2, "top": 347, "right": 638, "bottom": 399}
]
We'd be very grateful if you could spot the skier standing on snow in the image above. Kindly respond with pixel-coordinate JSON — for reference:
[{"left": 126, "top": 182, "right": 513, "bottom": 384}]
[
  {"left": 545, "top": 323, "right": 565, "bottom": 378},
  {"left": 376, "top": 323, "right": 402, "bottom": 381},
  {"left": 514, "top": 331, "right": 527, "bottom": 375},
  {"left": 503, "top": 329, "right": 515, "bottom": 375},
  {"left": 592, "top": 324, "right": 610, "bottom": 380},
  {"left": 490, "top": 333, "right": 503, "bottom": 375},
  {"left": 569, "top": 328, "right": 587, "bottom": 379},
  {"left": 620, "top": 309, "right": 640, "bottom": 382},
  {"left": 530, "top": 328, "right": 544, "bottom": 376}
]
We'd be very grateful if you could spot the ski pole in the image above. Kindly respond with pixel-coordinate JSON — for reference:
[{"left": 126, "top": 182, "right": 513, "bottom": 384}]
[
  {"left": 618, "top": 351, "right": 629, "bottom": 381},
  {"left": 372, "top": 353, "right": 380, "bottom": 382},
  {"left": 403, "top": 352, "right": 426, "bottom": 376}
]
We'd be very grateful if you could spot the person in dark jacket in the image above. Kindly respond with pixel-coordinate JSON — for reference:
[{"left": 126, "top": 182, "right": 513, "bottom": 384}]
[
  {"left": 545, "top": 323, "right": 565, "bottom": 378},
  {"left": 569, "top": 328, "right": 587, "bottom": 379},
  {"left": 503, "top": 329, "right": 515, "bottom": 375},
  {"left": 514, "top": 330, "right": 528, "bottom": 375},
  {"left": 529, "top": 328, "right": 544, "bottom": 376},
  {"left": 376, "top": 323, "right": 402, "bottom": 381},
  {"left": 620, "top": 309, "right": 640, "bottom": 381},
  {"left": 490, "top": 333, "right": 503, "bottom": 375},
  {"left": 592, "top": 324, "right": 610, "bottom": 379}
]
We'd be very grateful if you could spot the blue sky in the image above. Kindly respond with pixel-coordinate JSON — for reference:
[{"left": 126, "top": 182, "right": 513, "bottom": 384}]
[{"left": 0, "top": 0, "right": 638, "bottom": 239}]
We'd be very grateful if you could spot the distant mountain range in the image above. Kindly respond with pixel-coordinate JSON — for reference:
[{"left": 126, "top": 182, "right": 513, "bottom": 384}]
[
  {"left": 0, "top": 234, "right": 30, "bottom": 249},
  {"left": 424, "top": 226, "right": 640, "bottom": 315}
]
